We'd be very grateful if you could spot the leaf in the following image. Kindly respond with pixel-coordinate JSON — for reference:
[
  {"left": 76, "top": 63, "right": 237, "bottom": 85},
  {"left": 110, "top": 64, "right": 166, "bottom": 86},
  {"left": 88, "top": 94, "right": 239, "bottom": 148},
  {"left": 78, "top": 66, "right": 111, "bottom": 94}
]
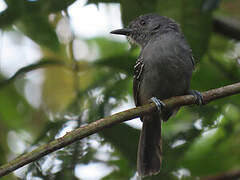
[
  {"left": 121, "top": 0, "right": 158, "bottom": 25},
  {"left": 156, "top": 0, "right": 182, "bottom": 21},
  {"left": 43, "top": 0, "right": 76, "bottom": 12},
  {"left": 42, "top": 66, "right": 75, "bottom": 113},
  {"left": 181, "top": 0, "right": 213, "bottom": 60},
  {"left": 94, "top": 55, "right": 136, "bottom": 75},
  {"left": 87, "top": 38, "right": 129, "bottom": 58},
  {"left": 100, "top": 123, "right": 139, "bottom": 166},
  {"left": 87, "top": 0, "right": 119, "bottom": 5},
  {"left": 0, "top": 0, "right": 24, "bottom": 28},
  {"left": 0, "top": 84, "right": 33, "bottom": 129},
  {"left": 17, "top": 14, "right": 60, "bottom": 52}
]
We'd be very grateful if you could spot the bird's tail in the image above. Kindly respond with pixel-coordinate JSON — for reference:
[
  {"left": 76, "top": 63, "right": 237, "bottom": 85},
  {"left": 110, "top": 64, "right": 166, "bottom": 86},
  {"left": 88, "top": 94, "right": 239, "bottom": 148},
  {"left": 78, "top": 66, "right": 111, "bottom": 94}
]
[{"left": 137, "top": 113, "right": 162, "bottom": 177}]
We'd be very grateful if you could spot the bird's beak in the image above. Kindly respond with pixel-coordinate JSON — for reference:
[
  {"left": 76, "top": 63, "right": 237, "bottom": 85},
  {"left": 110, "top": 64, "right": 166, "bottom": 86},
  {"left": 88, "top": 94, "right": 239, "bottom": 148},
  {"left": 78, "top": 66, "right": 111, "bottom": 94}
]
[{"left": 110, "top": 28, "right": 133, "bottom": 36}]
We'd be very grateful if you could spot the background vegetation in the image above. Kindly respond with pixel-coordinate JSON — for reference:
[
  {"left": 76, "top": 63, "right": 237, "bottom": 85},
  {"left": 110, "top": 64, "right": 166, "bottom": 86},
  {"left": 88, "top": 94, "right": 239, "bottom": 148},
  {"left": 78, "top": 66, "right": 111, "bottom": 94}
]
[{"left": 0, "top": 0, "right": 240, "bottom": 179}]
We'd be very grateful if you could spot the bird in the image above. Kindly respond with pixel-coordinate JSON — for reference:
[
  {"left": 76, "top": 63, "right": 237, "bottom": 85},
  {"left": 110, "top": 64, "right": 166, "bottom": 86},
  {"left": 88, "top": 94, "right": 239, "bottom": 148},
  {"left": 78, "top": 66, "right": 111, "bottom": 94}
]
[{"left": 111, "top": 13, "right": 202, "bottom": 177}]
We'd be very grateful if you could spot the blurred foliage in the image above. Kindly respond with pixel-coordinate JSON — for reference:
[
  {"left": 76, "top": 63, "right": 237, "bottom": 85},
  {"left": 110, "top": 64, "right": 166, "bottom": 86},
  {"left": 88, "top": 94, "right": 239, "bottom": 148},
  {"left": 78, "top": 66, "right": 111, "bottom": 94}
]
[{"left": 0, "top": 0, "right": 240, "bottom": 180}]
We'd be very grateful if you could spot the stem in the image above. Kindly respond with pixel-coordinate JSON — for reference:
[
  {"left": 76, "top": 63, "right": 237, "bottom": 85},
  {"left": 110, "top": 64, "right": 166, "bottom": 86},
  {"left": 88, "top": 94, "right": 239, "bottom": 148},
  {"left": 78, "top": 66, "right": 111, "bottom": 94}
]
[
  {"left": 201, "top": 170, "right": 240, "bottom": 180},
  {"left": 0, "top": 60, "right": 68, "bottom": 87},
  {"left": 0, "top": 82, "right": 240, "bottom": 177}
]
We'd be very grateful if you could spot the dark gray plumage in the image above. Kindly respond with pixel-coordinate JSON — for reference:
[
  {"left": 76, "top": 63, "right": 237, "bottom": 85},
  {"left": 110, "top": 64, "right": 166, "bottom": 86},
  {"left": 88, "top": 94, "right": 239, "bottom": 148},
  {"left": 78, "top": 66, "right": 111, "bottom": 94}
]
[{"left": 111, "top": 13, "right": 195, "bottom": 177}]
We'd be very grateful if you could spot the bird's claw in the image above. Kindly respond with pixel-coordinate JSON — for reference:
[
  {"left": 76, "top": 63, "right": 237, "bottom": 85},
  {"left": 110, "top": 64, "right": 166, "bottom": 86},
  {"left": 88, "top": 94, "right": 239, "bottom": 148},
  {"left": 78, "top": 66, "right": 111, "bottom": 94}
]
[
  {"left": 149, "top": 97, "right": 165, "bottom": 113},
  {"left": 189, "top": 90, "right": 204, "bottom": 105}
]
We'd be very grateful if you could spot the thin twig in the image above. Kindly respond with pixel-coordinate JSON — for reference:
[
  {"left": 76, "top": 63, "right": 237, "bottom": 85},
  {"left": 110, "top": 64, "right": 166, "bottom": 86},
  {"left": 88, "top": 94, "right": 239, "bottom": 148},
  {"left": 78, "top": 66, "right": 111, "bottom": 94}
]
[
  {"left": 0, "top": 60, "right": 68, "bottom": 87},
  {"left": 213, "top": 15, "right": 240, "bottom": 40},
  {"left": 201, "top": 169, "right": 240, "bottom": 180},
  {"left": 0, "top": 82, "right": 240, "bottom": 177}
]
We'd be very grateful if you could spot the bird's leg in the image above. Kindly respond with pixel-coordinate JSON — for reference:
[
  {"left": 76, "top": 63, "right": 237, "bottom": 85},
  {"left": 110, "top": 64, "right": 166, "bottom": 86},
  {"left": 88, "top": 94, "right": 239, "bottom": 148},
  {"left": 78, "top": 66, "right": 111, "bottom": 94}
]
[
  {"left": 149, "top": 97, "right": 165, "bottom": 114},
  {"left": 188, "top": 90, "right": 204, "bottom": 105}
]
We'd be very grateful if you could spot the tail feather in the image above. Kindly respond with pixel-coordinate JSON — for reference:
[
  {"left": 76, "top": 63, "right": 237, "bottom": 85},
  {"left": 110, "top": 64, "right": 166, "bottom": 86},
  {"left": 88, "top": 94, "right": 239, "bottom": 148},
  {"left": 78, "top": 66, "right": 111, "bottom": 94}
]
[{"left": 137, "top": 113, "right": 162, "bottom": 177}]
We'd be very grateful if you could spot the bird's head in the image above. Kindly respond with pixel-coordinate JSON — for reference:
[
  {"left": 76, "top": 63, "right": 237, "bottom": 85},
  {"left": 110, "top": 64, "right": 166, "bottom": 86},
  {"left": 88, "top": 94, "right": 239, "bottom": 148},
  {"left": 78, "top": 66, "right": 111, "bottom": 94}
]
[{"left": 111, "top": 13, "right": 180, "bottom": 47}]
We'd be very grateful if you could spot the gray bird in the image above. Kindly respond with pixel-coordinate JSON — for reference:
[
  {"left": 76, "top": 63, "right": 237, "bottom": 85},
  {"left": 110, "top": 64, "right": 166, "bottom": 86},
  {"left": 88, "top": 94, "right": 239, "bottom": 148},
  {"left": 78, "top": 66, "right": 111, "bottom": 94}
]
[{"left": 111, "top": 13, "right": 202, "bottom": 177}]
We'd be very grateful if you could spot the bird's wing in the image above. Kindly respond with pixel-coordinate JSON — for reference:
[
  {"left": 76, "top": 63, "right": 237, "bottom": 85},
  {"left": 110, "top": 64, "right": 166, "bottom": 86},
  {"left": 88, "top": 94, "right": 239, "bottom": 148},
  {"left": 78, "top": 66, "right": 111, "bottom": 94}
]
[
  {"left": 189, "top": 48, "right": 195, "bottom": 68},
  {"left": 133, "top": 57, "right": 145, "bottom": 106}
]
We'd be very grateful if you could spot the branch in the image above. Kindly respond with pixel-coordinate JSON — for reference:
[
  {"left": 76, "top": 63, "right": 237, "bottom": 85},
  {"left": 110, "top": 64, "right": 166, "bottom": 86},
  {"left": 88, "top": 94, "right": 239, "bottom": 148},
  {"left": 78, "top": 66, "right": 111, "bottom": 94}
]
[
  {"left": 0, "top": 82, "right": 240, "bottom": 177},
  {"left": 213, "top": 15, "right": 240, "bottom": 40},
  {"left": 0, "top": 60, "right": 68, "bottom": 88},
  {"left": 201, "top": 170, "right": 240, "bottom": 180}
]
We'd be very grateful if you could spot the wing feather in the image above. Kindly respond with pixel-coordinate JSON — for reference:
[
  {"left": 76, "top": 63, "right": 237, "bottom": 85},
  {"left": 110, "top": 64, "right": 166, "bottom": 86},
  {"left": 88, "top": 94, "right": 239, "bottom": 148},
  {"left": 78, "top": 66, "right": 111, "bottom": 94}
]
[{"left": 133, "top": 57, "right": 144, "bottom": 106}]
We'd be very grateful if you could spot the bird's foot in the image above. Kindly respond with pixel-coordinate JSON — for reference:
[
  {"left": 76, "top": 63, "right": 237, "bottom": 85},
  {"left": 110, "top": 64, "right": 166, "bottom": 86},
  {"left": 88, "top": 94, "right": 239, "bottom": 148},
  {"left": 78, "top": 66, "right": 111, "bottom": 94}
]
[
  {"left": 188, "top": 90, "right": 204, "bottom": 105},
  {"left": 149, "top": 97, "right": 165, "bottom": 113}
]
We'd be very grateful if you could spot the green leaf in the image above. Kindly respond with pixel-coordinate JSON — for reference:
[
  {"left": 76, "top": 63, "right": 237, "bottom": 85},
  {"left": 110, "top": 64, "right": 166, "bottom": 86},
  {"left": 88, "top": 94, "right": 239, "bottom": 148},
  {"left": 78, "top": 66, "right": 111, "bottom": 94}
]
[
  {"left": 0, "top": 0, "right": 24, "bottom": 28},
  {"left": 121, "top": 0, "right": 158, "bottom": 25},
  {"left": 0, "top": 84, "right": 33, "bottom": 129},
  {"left": 42, "top": 0, "right": 76, "bottom": 12},
  {"left": 17, "top": 14, "right": 60, "bottom": 52},
  {"left": 181, "top": 0, "right": 213, "bottom": 60},
  {"left": 94, "top": 55, "right": 136, "bottom": 75}
]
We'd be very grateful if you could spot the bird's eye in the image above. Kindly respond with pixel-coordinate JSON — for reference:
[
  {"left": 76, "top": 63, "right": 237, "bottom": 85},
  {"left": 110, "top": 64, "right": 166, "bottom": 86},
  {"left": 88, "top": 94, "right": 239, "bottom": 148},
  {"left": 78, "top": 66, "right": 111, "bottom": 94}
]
[{"left": 140, "top": 20, "right": 146, "bottom": 26}]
